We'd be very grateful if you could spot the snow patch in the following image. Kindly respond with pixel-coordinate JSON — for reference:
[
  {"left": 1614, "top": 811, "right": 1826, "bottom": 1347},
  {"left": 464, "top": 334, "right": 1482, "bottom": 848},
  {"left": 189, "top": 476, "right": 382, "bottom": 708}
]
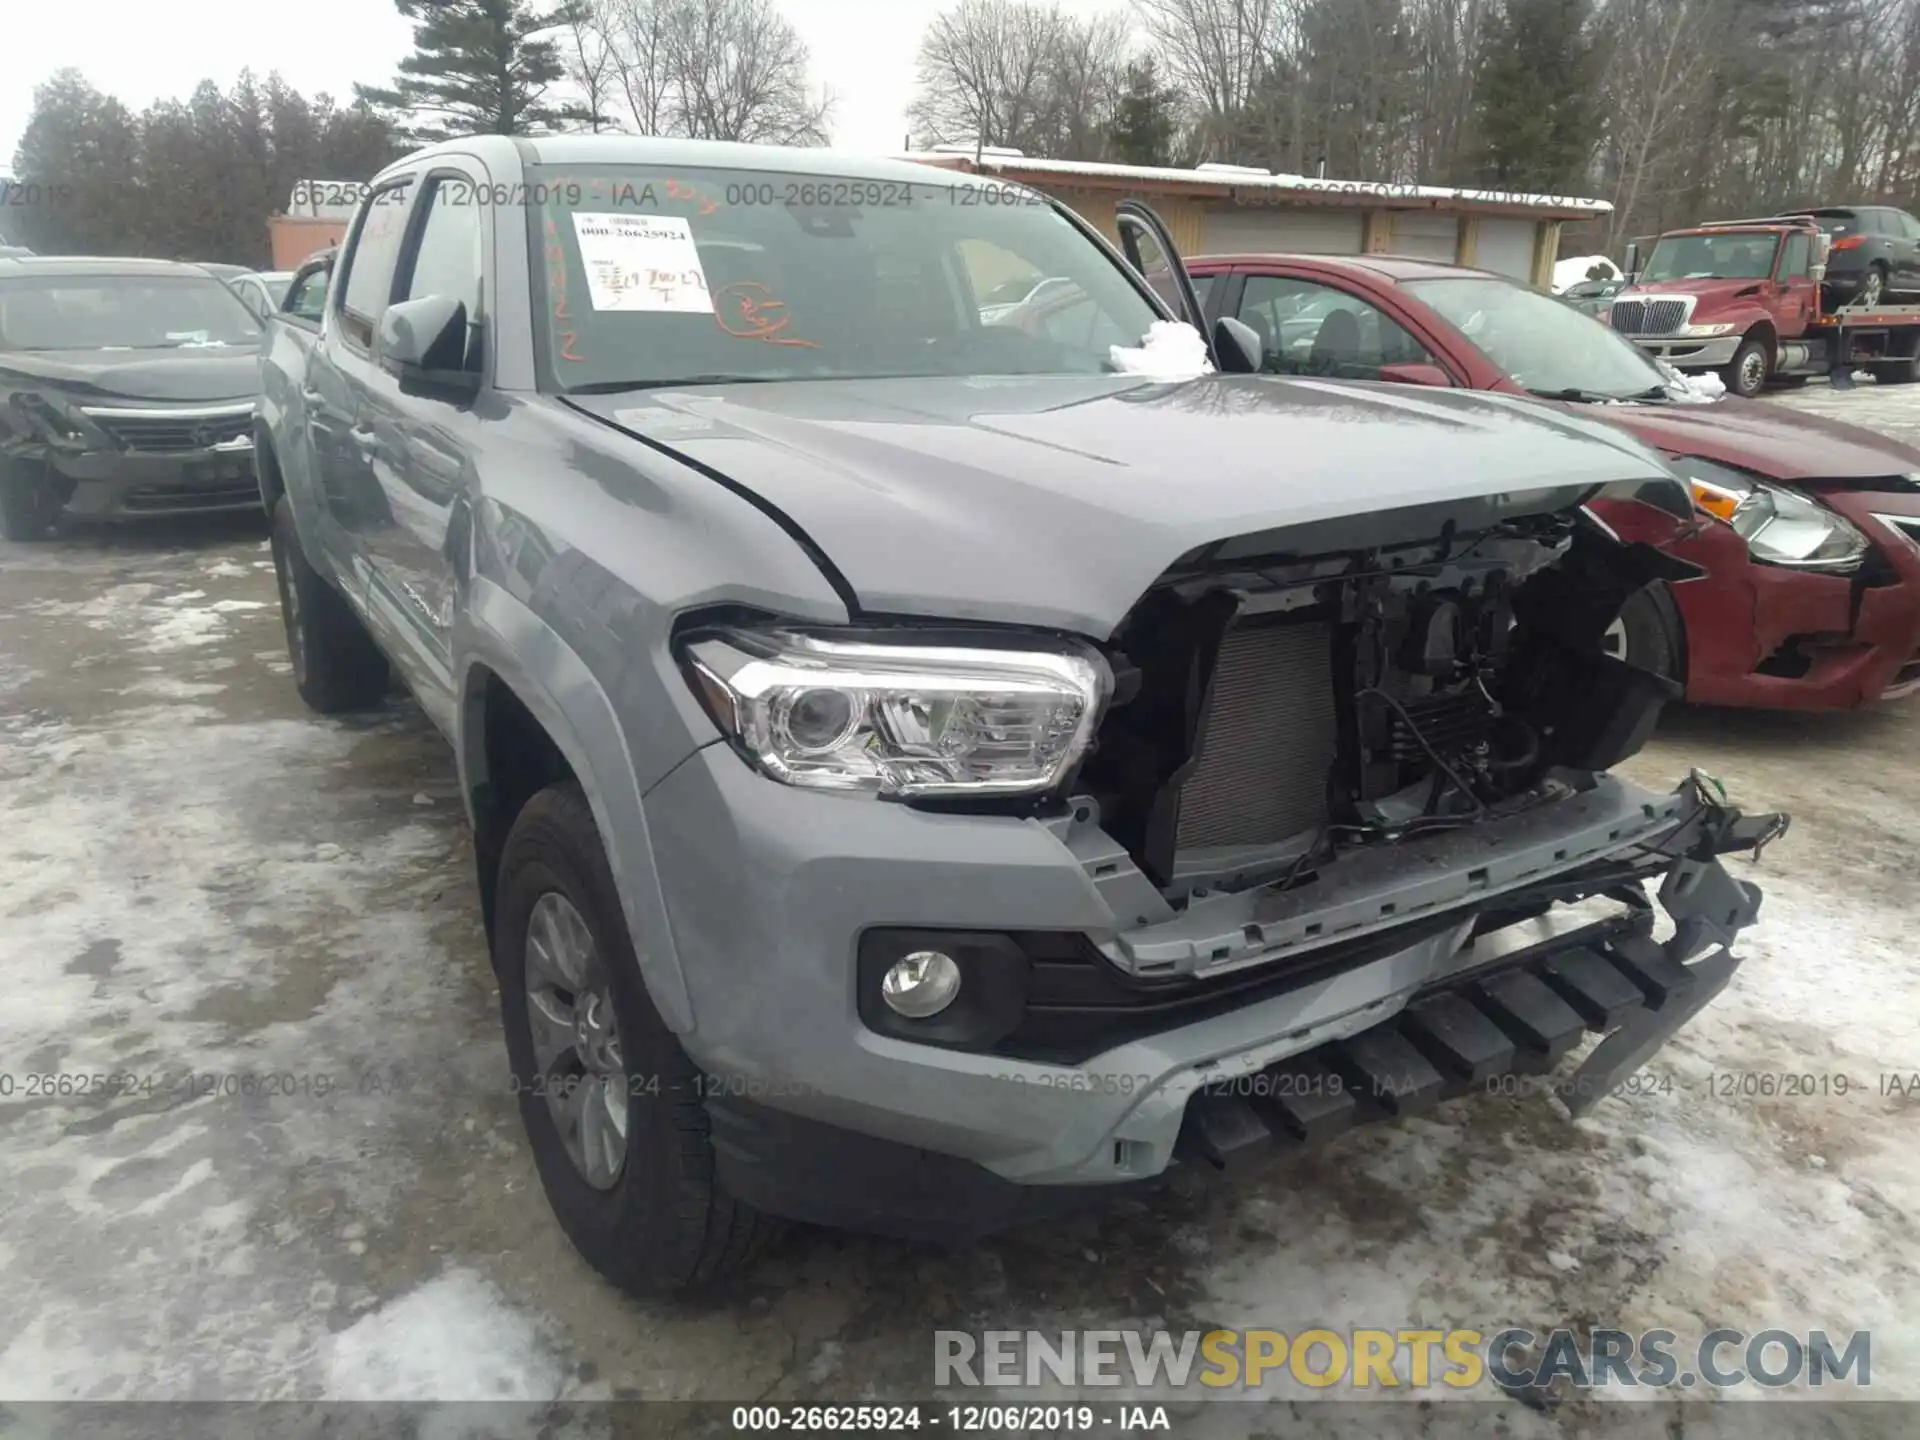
[
  {"left": 1111, "top": 321, "right": 1214, "bottom": 380},
  {"left": 1655, "top": 357, "right": 1727, "bottom": 404},
  {"left": 325, "top": 1270, "right": 569, "bottom": 1401}
]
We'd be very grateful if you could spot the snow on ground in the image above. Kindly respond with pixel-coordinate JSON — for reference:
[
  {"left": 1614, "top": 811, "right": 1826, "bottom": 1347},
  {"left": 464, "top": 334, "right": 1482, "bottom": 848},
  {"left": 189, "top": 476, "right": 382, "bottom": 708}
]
[
  {"left": 325, "top": 1269, "right": 571, "bottom": 1401},
  {"left": 3, "top": 380, "right": 1920, "bottom": 1423},
  {"left": 1771, "top": 372, "right": 1920, "bottom": 448}
]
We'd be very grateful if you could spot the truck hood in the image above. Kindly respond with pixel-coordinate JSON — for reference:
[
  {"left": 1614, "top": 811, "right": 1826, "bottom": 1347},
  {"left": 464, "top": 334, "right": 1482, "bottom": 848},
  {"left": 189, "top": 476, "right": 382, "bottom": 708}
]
[
  {"left": 0, "top": 346, "right": 261, "bottom": 404},
  {"left": 568, "top": 373, "right": 1687, "bottom": 636},
  {"left": 1619, "top": 277, "right": 1771, "bottom": 302},
  {"left": 1600, "top": 395, "right": 1920, "bottom": 482}
]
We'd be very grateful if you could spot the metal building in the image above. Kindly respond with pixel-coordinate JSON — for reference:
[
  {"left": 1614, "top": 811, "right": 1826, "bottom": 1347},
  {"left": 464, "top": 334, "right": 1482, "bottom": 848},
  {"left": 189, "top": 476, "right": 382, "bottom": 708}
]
[{"left": 902, "top": 150, "right": 1610, "bottom": 289}]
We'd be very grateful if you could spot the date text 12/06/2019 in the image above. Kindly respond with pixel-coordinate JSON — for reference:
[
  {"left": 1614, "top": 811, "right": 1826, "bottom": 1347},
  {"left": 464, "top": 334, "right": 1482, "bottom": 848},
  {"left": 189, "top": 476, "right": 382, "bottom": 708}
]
[{"left": 729, "top": 1406, "right": 1171, "bottom": 1432}]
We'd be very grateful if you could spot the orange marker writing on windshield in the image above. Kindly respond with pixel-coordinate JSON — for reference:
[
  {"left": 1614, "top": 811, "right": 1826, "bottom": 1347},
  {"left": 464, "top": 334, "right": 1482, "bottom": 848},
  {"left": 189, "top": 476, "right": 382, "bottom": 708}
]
[{"left": 715, "top": 282, "right": 819, "bottom": 348}]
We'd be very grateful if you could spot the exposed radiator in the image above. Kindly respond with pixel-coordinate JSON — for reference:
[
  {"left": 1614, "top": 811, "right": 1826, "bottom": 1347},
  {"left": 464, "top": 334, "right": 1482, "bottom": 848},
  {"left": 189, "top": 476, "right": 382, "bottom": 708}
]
[{"left": 1174, "top": 620, "right": 1338, "bottom": 850}]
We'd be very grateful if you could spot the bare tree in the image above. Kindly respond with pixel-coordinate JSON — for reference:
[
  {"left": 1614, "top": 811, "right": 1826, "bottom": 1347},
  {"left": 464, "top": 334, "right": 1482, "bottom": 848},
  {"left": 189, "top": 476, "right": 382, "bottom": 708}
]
[
  {"left": 597, "top": 0, "right": 674, "bottom": 133},
  {"left": 577, "top": 0, "right": 831, "bottom": 143},
  {"left": 1035, "top": 9, "right": 1134, "bottom": 158},
  {"left": 910, "top": 0, "right": 1069, "bottom": 151},
  {"left": 669, "top": 0, "right": 833, "bottom": 142},
  {"left": 1594, "top": 0, "right": 1724, "bottom": 246},
  {"left": 564, "top": 2, "right": 620, "bottom": 131},
  {"left": 1132, "top": 0, "right": 1288, "bottom": 157}
]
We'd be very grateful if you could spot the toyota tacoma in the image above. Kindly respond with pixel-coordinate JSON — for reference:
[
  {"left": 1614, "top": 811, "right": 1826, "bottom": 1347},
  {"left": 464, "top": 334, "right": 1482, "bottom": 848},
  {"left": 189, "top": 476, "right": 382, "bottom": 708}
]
[{"left": 258, "top": 135, "right": 1786, "bottom": 1295}]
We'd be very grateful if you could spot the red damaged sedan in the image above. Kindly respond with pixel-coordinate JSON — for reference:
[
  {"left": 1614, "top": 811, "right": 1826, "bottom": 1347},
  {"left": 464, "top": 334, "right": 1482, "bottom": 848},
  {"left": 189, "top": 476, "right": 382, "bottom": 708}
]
[{"left": 1182, "top": 255, "right": 1920, "bottom": 709}]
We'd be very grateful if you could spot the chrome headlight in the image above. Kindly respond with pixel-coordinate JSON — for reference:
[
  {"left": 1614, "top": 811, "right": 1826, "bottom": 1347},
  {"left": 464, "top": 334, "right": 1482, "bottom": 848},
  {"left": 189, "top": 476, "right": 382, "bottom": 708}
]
[
  {"left": 1679, "top": 322, "right": 1737, "bottom": 337},
  {"left": 681, "top": 628, "right": 1109, "bottom": 797},
  {"left": 1670, "top": 456, "right": 1869, "bottom": 572}
]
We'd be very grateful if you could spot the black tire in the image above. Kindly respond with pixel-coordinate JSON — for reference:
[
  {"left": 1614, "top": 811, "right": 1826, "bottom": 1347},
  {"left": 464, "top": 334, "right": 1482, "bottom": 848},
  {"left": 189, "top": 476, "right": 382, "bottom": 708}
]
[
  {"left": 269, "top": 496, "right": 389, "bottom": 712},
  {"left": 0, "top": 462, "right": 57, "bottom": 542},
  {"left": 1604, "top": 583, "right": 1683, "bottom": 683},
  {"left": 496, "top": 782, "right": 774, "bottom": 1296},
  {"left": 1860, "top": 263, "right": 1888, "bottom": 310},
  {"left": 1719, "top": 336, "right": 1770, "bottom": 398}
]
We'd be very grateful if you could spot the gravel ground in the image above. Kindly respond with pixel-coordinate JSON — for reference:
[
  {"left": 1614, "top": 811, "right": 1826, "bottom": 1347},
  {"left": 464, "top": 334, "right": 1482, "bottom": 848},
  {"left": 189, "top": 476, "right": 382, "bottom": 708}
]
[{"left": 1, "top": 382, "right": 1917, "bottom": 1434}]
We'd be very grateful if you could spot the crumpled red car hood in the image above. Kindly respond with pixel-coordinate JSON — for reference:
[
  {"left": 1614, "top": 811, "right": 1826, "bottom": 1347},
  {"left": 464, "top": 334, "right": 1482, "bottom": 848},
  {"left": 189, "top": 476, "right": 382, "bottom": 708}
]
[{"left": 1603, "top": 396, "right": 1920, "bottom": 483}]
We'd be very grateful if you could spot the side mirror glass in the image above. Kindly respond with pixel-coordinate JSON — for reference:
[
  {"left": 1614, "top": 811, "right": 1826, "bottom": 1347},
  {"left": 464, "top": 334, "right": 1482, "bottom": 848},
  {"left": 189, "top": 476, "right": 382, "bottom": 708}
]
[
  {"left": 378, "top": 294, "right": 480, "bottom": 400},
  {"left": 1376, "top": 362, "right": 1452, "bottom": 388},
  {"left": 1212, "top": 316, "right": 1264, "bottom": 374},
  {"left": 1623, "top": 241, "right": 1642, "bottom": 284}
]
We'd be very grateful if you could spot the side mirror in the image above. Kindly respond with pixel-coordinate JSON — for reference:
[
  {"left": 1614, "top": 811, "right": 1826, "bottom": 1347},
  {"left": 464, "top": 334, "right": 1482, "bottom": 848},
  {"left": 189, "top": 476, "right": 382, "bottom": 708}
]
[
  {"left": 1623, "top": 242, "right": 1641, "bottom": 284},
  {"left": 1377, "top": 362, "right": 1452, "bottom": 388},
  {"left": 378, "top": 294, "right": 480, "bottom": 400},
  {"left": 1213, "top": 316, "right": 1264, "bottom": 374}
]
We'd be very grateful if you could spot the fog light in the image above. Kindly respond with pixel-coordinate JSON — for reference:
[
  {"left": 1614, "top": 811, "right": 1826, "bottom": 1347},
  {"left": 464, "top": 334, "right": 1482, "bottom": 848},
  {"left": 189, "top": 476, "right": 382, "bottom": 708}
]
[{"left": 881, "top": 950, "right": 962, "bottom": 1018}]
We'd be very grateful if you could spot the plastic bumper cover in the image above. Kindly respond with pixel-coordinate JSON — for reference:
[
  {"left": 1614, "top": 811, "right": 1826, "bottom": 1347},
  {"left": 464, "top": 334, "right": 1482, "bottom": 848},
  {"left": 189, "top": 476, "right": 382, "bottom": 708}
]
[
  {"left": 647, "top": 745, "right": 1782, "bottom": 1204},
  {"left": 1627, "top": 334, "right": 1743, "bottom": 367}
]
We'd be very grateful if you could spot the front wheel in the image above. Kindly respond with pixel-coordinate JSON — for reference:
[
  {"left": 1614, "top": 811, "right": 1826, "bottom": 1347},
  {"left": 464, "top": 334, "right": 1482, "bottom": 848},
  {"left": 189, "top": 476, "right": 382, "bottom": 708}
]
[
  {"left": 496, "top": 782, "right": 774, "bottom": 1296},
  {"left": 1719, "top": 336, "right": 1770, "bottom": 398},
  {"left": 0, "top": 462, "right": 58, "bottom": 542},
  {"left": 1601, "top": 584, "right": 1683, "bottom": 684}
]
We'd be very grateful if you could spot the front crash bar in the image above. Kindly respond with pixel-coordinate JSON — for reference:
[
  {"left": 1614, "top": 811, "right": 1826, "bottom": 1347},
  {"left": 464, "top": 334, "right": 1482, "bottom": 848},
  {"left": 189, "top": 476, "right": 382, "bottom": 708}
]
[{"left": 1173, "top": 777, "right": 1788, "bottom": 1162}]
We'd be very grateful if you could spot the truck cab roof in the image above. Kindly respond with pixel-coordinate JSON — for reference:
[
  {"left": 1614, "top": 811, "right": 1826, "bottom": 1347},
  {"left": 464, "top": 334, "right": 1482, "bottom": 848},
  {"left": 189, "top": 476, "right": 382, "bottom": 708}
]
[{"left": 372, "top": 134, "right": 989, "bottom": 191}]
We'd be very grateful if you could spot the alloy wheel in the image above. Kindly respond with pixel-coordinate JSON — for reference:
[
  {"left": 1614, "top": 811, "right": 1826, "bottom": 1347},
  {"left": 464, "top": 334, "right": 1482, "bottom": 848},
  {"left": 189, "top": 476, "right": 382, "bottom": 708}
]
[
  {"left": 1600, "top": 614, "right": 1629, "bottom": 662},
  {"left": 1862, "top": 269, "right": 1885, "bottom": 309},
  {"left": 523, "top": 891, "right": 630, "bottom": 1190}
]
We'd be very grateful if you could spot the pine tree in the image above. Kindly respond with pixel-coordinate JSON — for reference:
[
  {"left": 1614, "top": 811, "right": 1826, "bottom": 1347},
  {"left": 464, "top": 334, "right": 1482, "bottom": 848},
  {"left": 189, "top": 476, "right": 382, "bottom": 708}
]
[
  {"left": 1107, "top": 58, "right": 1180, "bottom": 167},
  {"left": 1471, "top": 0, "right": 1599, "bottom": 194},
  {"left": 355, "top": 0, "right": 595, "bottom": 142}
]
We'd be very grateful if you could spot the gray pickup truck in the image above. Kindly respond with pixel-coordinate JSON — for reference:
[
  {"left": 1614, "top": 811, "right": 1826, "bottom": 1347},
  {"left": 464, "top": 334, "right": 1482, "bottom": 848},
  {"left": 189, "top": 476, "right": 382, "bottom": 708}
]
[{"left": 257, "top": 135, "right": 1786, "bottom": 1296}]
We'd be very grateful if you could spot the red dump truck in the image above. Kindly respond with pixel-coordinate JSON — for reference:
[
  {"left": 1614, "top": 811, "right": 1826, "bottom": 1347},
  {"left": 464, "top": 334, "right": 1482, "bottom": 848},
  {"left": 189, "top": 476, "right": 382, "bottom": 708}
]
[{"left": 1608, "top": 215, "right": 1920, "bottom": 396}]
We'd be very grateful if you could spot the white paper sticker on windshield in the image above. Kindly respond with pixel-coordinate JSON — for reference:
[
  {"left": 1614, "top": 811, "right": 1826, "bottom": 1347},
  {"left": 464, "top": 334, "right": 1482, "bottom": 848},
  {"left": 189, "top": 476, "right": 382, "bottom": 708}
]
[{"left": 571, "top": 213, "right": 712, "bottom": 313}]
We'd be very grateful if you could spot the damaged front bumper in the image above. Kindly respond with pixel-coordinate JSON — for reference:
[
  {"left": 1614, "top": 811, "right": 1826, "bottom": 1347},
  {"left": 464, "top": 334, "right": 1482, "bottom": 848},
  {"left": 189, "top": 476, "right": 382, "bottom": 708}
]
[
  {"left": 658, "top": 744, "right": 1783, "bottom": 1238},
  {"left": 1180, "top": 775, "right": 1787, "bottom": 1171}
]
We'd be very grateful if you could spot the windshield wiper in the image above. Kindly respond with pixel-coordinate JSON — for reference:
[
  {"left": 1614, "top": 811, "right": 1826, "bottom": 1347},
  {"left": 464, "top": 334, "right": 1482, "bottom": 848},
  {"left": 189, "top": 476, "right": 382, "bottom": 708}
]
[
  {"left": 565, "top": 375, "right": 781, "bottom": 395},
  {"left": 1530, "top": 385, "right": 1672, "bottom": 404}
]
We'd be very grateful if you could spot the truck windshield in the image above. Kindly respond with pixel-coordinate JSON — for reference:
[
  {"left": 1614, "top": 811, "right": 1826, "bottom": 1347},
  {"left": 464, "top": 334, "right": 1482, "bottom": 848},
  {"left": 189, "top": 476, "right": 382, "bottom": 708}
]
[
  {"left": 523, "top": 165, "right": 1164, "bottom": 391},
  {"left": 0, "top": 275, "right": 263, "bottom": 351},
  {"left": 1639, "top": 232, "right": 1780, "bottom": 281},
  {"left": 1404, "top": 275, "right": 1670, "bottom": 401}
]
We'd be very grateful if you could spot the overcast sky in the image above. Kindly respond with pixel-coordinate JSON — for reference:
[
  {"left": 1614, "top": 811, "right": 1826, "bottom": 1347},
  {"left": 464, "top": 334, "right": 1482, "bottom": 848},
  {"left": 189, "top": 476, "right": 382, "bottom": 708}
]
[{"left": 2, "top": 0, "right": 1135, "bottom": 174}]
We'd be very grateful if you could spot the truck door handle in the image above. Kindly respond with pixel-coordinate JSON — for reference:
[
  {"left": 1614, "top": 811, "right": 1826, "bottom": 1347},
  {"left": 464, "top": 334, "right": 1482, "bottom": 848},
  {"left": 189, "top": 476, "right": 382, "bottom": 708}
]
[{"left": 349, "top": 427, "right": 380, "bottom": 456}]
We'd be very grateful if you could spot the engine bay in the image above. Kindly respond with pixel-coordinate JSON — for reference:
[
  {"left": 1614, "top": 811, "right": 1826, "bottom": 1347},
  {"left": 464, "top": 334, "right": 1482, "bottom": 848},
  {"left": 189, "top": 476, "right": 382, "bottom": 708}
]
[{"left": 1077, "top": 504, "right": 1693, "bottom": 904}]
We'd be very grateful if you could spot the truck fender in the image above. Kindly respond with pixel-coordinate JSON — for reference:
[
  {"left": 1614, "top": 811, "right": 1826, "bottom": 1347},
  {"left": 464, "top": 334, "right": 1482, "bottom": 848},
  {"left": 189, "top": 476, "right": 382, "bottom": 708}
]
[
  {"left": 457, "top": 575, "right": 697, "bottom": 1034},
  {"left": 256, "top": 353, "right": 330, "bottom": 546}
]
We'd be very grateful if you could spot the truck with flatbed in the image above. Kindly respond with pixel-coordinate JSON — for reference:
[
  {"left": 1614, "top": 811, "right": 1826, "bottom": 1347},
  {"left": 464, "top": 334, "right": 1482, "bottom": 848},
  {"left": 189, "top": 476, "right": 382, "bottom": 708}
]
[{"left": 1609, "top": 215, "right": 1920, "bottom": 396}]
